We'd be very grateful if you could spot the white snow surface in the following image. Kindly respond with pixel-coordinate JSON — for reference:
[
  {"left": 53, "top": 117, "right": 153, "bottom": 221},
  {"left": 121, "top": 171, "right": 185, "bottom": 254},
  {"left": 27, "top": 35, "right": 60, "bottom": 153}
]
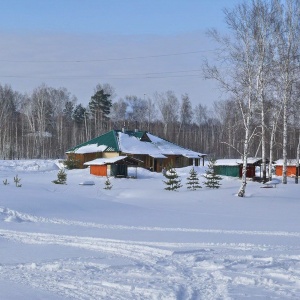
[
  {"left": 84, "top": 156, "right": 128, "bottom": 166},
  {"left": 215, "top": 158, "right": 262, "bottom": 166},
  {"left": 275, "top": 159, "right": 298, "bottom": 166},
  {"left": 67, "top": 144, "right": 108, "bottom": 154},
  {"left": 118, "top": 132, "right": 204, "bottom": 157},
  {"left": 1, "top": 159, "right": 300, "bottom": 299}
]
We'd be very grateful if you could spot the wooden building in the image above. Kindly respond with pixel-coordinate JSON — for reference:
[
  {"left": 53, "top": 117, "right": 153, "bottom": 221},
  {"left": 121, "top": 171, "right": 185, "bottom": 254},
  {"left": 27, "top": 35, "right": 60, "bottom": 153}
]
[
  {"left": 84, "top": 156, "right": 141, "bottom": 177},
  {"left": 66, "top": 129, "right": 206, "bottom": 173},
  {"left": 215, "top": 158, "right": 267, "bottom": 179},
  {"left": 274, "top": 159, "right": 299, "bottom": 177}
]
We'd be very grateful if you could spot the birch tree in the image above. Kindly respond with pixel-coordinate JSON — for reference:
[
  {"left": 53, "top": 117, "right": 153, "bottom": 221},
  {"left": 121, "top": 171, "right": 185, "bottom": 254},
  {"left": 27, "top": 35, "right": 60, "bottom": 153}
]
[
  {"left": 178, "top": 93, "right": 193, "bottom": 144},
  {"left": 203, "top": 2, "right": 261, "bottom": 197},
  {"left": 155, "top": 90, "right": 179, "bottom": 140},
  {"left": 274, "top": 0, "right": 300, "bottom": 184},
  {"left": 251, "top": 0, "right": 278, "bottom": 183}
]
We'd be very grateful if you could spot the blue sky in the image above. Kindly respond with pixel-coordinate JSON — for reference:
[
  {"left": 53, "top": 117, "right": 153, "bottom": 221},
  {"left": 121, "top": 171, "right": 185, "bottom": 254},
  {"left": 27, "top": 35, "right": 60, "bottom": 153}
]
[{"left": 0, "top": 0, "right": 240, "bottom": 106}]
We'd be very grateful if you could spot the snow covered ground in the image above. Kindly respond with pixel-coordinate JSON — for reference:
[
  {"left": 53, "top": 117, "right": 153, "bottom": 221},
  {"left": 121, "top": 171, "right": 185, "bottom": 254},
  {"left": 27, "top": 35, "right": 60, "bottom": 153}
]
[{"left": 1, "top": 159, "right": 300, "bottom": 299}]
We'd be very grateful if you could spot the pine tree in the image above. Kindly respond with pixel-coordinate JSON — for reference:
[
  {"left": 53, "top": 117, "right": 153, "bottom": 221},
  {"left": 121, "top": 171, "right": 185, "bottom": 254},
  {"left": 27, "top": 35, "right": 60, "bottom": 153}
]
[
  {"left": 72, "top": 104, "right": 86, "bottom": 125},
  {"left": 203, "top": 158, "right": 222, "bottom": 189},
  {"left": 186, "top": 167, "right": 202, "bottom": 190},
  {"left": 89, "top": 89, "right": 112, "bottom": 118},
  {"left": 14, "top": 175, "right": 22, "bottom": 187},
  {"left": 163, "top": 166, "right": 182, "bottom": 191},
  {"left": 52, "top": 169, "right": 67, "bottom": 184},
  {"left": 104, "top": 176, "right": 112, "bottom": 190},
  {"left": 64, "top": 152, "right": 80, "bottom": 169}
]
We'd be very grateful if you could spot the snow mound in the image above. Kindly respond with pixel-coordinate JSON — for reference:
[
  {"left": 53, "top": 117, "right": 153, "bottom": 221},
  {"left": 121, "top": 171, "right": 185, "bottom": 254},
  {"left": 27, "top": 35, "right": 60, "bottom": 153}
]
[
  {"left": 79, "top": 181, "right": 95, "bottom": 185},
  {"left": 0, "top": 160, "right": 60, "bottom": 172},
  {"left": 0, "top": 207, "right": 34, "bottom": 223}
]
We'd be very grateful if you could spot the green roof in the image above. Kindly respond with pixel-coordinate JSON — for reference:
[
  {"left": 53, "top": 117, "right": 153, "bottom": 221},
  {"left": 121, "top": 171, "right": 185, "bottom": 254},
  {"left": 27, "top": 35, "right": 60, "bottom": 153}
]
[{"left": 67, "top": 130, "right": 120, "bottom": 152}]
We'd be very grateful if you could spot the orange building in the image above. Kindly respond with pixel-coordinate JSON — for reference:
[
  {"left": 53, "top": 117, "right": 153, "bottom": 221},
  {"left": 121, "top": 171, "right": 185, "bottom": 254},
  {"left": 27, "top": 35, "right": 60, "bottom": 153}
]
[
  {"left": 84, "top": 156, "right": 141, "bottom": 177},
  {"left": 275, "top": 159, "right": 299, "bottom": 177}
]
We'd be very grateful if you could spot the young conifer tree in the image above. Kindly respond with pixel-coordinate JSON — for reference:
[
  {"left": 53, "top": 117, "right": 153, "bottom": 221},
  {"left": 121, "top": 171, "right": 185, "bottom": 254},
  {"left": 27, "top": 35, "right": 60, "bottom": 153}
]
[
  {"left": 186, "top": 167, "right": 202, "bottom": 190},
  {"left": 163, "top": 165, "right": 182, "bottom": 191},
  {"left": 52, "top": 169, "right": 67, "bottom": 184},
  {"left": 203, "top": 158, "right": 222, "bottom": 189},
  {"left": 104, "top": 176, "right": 112, "bottom": 190}
]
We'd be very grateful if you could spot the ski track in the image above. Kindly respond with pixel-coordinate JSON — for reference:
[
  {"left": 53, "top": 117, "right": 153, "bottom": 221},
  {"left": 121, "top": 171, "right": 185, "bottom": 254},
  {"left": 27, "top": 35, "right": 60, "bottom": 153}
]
[
  {"left": 1, "top": 206, "right": 300, "bottom": 299},
  {"left": 1, "top": 206, "right": 300, "bottom": 238}
]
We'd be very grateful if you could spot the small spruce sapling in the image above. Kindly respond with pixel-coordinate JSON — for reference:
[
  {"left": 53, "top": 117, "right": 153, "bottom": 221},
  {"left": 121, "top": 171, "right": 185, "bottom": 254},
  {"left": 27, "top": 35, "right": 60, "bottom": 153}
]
[
  {"left": 14, "top": 175, "right": 22, "bottom": 187},
  {"left": 163, "top": 165, "right": 182, "bottom": 191},
  {"left": 104, "top": 176, "right": 112, "bottom": 190},
  {"left": 203, "top": 158, "right": 222, "bottom": 189},
  {"left": 52, "top": 169, "right": 67, "bottom": 184},
  {"left": 186, "top": 167, "right": 202, "bottom": 190}
]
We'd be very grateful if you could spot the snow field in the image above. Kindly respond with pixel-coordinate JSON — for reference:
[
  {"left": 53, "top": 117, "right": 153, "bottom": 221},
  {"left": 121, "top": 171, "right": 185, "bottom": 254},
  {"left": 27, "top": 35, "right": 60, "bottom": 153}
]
[{"left": 0, "top": 160, "right": 300, "bottom": 299}]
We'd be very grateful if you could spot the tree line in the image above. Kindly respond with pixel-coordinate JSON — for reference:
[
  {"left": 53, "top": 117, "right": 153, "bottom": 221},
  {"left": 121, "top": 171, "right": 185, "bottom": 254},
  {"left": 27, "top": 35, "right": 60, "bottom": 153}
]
[{"left": 0, "top": 77, "right": 298, "bottom": 165}]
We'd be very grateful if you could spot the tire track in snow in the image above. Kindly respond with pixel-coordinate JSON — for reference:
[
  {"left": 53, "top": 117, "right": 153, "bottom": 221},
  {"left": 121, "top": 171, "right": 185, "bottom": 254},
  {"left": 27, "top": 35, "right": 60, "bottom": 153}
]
[
  {"left": 1, "top": 230, "right": 300, "bottom": 299},
  {"left": 1, "top": 206, "right": 300, "bottom": 238},
  {"left": 0, "top": 229, "right": 172, "bottom": 264}
]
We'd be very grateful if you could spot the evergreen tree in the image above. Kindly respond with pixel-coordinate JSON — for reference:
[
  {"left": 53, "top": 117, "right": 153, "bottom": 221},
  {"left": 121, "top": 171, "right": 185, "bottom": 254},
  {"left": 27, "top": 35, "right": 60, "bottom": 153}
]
[
  {"left": 104, "top": 176, "right": 112, "bottom": 190},
  {"left": 203, "top": 158, "right": 222, "bottom": 189},
  {"left": 63, "top": 101, "right": 75, "bottom": 123},
  {"left": 52, "top": 168, "right": 67, "bottom": 184},
  {"left": 14, "top": 175, "right": 22, "bottom": 187},
  {"left": 186, "top": 167, "right": 202, "bottom": 190},
  {"left": 72, "top": 104, "right": 86, "bottom": 125},
  {"left": 89, "top": 89, "right": 112, "bottom": 118},
  {"left": 64, "top": 153, "right": 80, "bottom": 169},
  {"left": 163, "top": 166, "right": 182, "bottom": 191}
]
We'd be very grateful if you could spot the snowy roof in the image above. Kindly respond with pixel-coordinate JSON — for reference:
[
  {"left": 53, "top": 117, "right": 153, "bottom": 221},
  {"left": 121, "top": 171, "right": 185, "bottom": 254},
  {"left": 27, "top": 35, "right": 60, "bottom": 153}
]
[
  {"left": 118, "top": 132, "right": 162, "bottom": 155},
  {"left": 215, "top": 157, "right": 263, "bottom": 166},
  {"left": 67, "top": 130, "right": 205, "bottom": 158},
  {"left": 215, "top": 159, "right": 240, "bottom": 166},
  {"left": 67, "top": 144, "right": 107, "bottom": 154},
  {"left": 84, "top": 156, "right": 126, "bottom": 166},
  {"left": 84, "top": 156, "right": 134, "bottom": 166},
  {"left": 274, "top": 159, "right": 298, "bottom": 166},
  {"left": 146, "top": 133, "right": 205, "bottom": 157}
]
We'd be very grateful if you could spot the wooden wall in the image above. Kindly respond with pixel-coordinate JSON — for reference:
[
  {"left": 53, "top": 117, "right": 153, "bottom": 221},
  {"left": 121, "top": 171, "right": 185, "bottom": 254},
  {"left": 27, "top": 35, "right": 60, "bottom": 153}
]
[
  {"left": 90, "top": 165, "right": 107, "bottom": 176},
  {"left": 275, "top": 166, "right": 298, "bottom": 177}
]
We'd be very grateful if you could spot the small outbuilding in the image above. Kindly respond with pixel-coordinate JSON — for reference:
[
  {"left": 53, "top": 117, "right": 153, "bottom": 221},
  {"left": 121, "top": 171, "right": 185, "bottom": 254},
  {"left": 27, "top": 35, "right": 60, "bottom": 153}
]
[
  {"left": 214, "top": 159, "right": 240, "bottom": 177},
  {"left": 274, "top": 159, "right": 299, "bottom": 177},
  {"left": 83, "top": 156, "right": 141, "bottom": 178},
  {"left": 215, "top": 158, "right": 268, "bottom": 179}
]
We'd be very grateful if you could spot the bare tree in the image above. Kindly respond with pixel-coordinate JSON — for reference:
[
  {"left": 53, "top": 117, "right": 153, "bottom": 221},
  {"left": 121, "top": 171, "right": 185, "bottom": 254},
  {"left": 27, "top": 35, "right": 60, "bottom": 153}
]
[
  {"left": 155, "top": 90, "right": 179, "bottom": 139},
  {"left": 250, "top": 0, "right": 278, "bottom": 182},
  {"left": 110, "top": 98, "right": 128, "bottom": 128},
  {"left": 125, "top": 95, "right": 148, "bottom": 126},
  {"left": 0, "top": 84, "right": 19, "bottom": 159},
  {"left": 178, "top": 93, "right": 193, "bottom": 144},
  {"left": 274, "top": 0, "right": 300, "bottom": 184},
  {"left": 213, "top": 99, "right": 242, "bottom": 158},
  {"left": 204, "top": 2, "right": 262, "bottom": 197},
  {"left": 23, "top": 84, "right": 53, "bottom": 158},
  {"left": 145, "top": 95, "right": 157, "bottom": 132}
]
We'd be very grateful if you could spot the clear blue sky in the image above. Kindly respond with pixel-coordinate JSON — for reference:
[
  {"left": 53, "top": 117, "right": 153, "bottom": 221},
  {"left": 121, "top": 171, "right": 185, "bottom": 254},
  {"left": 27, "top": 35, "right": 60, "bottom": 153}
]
[{"left": 0, "top": 0, "right": 240, "bottom": 106}]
